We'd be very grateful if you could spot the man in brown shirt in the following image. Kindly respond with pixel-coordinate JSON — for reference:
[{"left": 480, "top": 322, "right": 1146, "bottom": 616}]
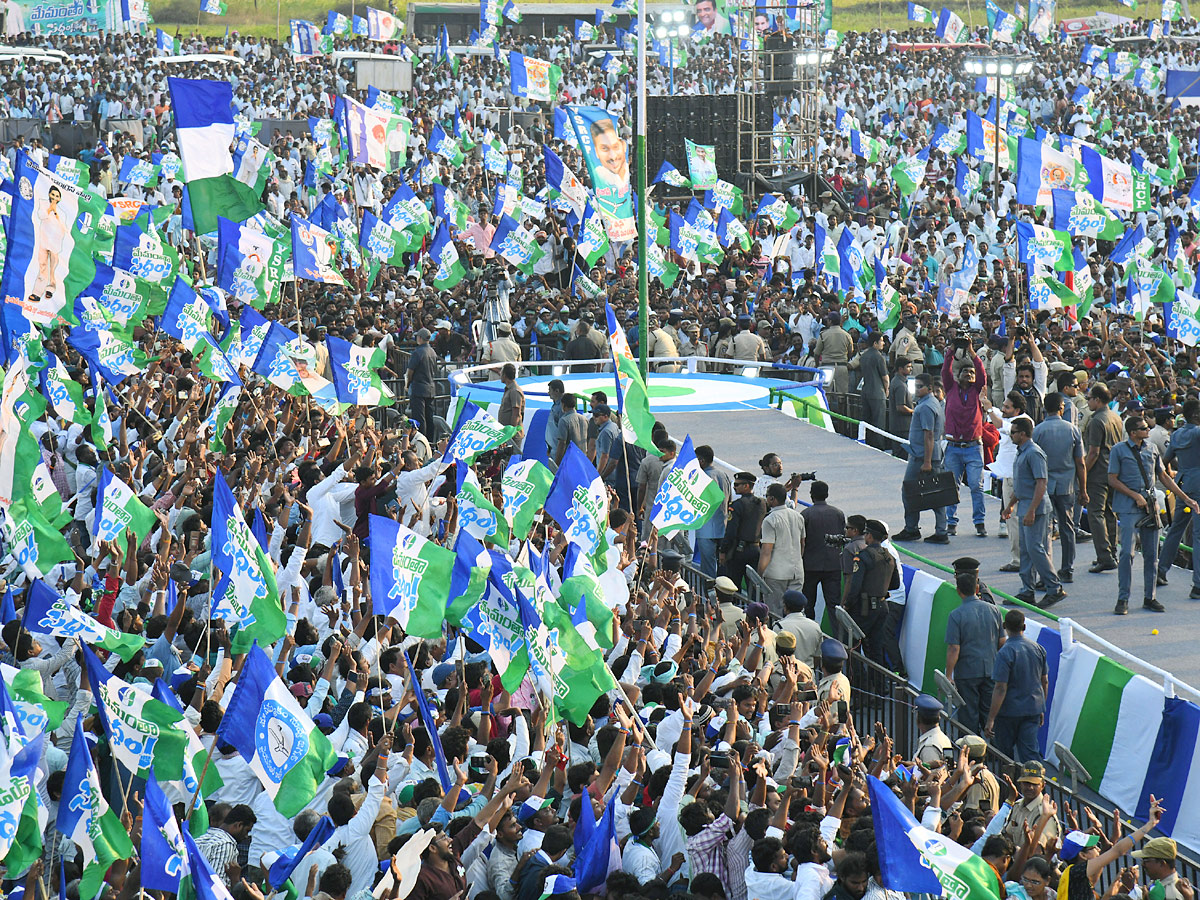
[
  {"left": 498, "top": 363, "right": 525, "bottom": 444},
  {"left": 409, "top": 766, "right": 527, "bottom": 900},
  {"left": 1083, "top": 383, "right": 1125, "bottom": 572}
]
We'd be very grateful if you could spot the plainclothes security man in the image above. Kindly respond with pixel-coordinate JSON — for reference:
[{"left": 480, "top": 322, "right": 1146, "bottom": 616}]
[
  {"left": 913, "top": 694, "right": 953, "bottom": 766},
  {"left": 843, "top": 519, "right": 902, "bottom": 675}
]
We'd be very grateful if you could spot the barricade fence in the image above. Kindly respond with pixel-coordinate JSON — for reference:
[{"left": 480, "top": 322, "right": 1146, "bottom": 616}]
[{"left": 678, "top": 557, "right": 1200, "bottom": 875}]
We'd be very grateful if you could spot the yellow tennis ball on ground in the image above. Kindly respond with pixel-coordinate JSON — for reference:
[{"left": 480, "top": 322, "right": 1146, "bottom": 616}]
[{"left": 1152, "top": 628, "right": 1159, "bottom": 635}]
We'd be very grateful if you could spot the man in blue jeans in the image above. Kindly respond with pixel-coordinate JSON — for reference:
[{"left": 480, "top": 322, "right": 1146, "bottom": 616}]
[
  {"left": 1109, "top": 415, "right": 1195, "bottom": 615},
  {"left": 1158, "top": 398, "right": 1200, "bottom": 598},
  {"left": 985, "top": 609, "right": 1047, "bottom": 763},
  {"left": 894, "top": 372, "right": 949, "bottom": 543},
  {"left": 941, "top": 346, "right": 988, "bottom": 537}
]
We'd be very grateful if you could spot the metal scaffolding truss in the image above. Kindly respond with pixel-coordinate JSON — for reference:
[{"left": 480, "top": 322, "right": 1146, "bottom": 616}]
[{"left": 734, "top": 0, "right": 824, "bottom": 198}]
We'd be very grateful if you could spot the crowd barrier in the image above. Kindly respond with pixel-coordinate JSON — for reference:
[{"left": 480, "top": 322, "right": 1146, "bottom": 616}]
[{"left": 678, "top": 558, "right": 1200, "bottom": 866}]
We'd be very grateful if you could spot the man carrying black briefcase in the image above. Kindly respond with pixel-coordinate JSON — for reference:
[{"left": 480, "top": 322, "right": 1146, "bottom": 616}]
[{"left": 894, "top": 372, "right": 954, "bottom": 543}]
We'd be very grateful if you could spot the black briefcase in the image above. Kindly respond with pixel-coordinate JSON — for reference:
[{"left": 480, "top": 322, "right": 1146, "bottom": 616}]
[{"left": 902, "top": 470, "right": 960, "bottom": 511}]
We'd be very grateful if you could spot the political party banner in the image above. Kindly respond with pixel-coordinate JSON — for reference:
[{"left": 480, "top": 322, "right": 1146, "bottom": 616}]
[
  {"left": 1028, "top": 0, "right": 1055, "bottom": 41},
  {"left": 566, "top": 105, "right": 635, "bottom": 243},
  {"left": 685, "top": 139, "right": 718, "bottom": 190},
  {"left": 0, "top": 152, "right": 105, "bottom": 332},
  {"left": 6, "top": 0, "right": 127, "bottom": 36}
]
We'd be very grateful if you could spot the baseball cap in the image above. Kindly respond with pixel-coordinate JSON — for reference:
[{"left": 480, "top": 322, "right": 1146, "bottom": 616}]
[
  {"left": 1132, "top": 837, "right": 1177, "bottom": 861},
  {"left": 1060, "top": 830, "right": 1100, "bottom": 861},
  {"left": 517, "top": 796, "right": 554, "bottom": 823}
]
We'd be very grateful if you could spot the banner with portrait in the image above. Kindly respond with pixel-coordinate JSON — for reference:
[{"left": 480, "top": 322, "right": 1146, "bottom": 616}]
[
  {"left": 0, "top": 153, "right": 104, "bottom": 341},
  {"left": 566, "top": 105, "right": 635, "bottom": 243}
]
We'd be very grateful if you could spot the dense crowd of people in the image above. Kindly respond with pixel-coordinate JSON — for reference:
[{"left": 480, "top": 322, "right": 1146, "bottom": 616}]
[{"left": 4, "top": 6, "right": 1200, "bottom": 900}]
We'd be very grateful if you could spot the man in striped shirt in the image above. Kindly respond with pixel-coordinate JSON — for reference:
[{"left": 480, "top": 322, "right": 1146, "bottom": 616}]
[
  {"left": 193, "top": 803, "right": 256, "bottom": 887},
  {"left": 682, "top": 759, "right": 743, "bottom": 897}
]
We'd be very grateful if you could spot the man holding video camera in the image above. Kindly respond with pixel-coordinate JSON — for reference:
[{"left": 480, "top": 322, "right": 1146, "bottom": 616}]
[{"left": 1108, "top": 416, "right": 1197, "bottom": 615}]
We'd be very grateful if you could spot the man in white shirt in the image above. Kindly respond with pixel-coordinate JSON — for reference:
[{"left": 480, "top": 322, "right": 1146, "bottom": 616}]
[
  {"left": 328, "top": 743, "right": 389, "bottom": 897},
  {"left": 623, "top": 807, "right": 685, "bottom": 886}
]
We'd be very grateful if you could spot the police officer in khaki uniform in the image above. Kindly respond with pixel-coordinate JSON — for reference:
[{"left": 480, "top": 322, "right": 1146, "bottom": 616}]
[
  {"left": 813, "top": 313, "right": 856, "bottom": 406},
  {"left": 714, "top": 317, "right": 737, "bottom": 371},
  {"left": 957, "top": 735, "right": 1001, "bottom": 814},
  {"left": 713, "top": 575, "right": 746, "bottom": 639},
  {"left": 843, "top": 519, "right": 903, "bottom": 675},
  {"left": 1134, "top": 838, "right": 1183, "bottom": 900},
  {"left": 1001, "top": 762, "right": 1061, "bottom": 853},
  {"left": 732, "top": 314, "right": 769, "bottom": 362},
  {"left": 645, "top": 313, "right": 681, "bottom": 372},
  {"left": 890, "top": 313, "right": 924, "bottom": 375},
  {"left": 480, "top": 322, "right": 522, "bottom": 378},
  {"left": 817, "top": 638, "right": 851, "bottom": 705},
  {"left": 913, "top": 694, "right": 953, "bottom": 766}
]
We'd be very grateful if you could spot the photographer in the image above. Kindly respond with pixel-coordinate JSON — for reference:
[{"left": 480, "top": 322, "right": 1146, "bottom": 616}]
[
  {"left": 941, "top": 335, "right": 988, "bottom": 538},
  {"left": 1108, "top": 416, "right": 1196, "bottom": 615}
]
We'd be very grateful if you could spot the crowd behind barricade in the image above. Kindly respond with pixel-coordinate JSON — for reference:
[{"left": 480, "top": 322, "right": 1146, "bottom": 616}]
[{"left": 7, "top": 7, "right": 1200, "bottom": 900}]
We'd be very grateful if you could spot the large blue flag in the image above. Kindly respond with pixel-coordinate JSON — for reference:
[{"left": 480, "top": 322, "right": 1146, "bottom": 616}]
[
  {"left": 141, "top": 777, "right": 186, "bottom": 897},
  {"left": 266, "top": 815, "right": 336, "bottom": 890},
  {"left": 544, "top": 443, "right": 610, "bottom": 567},
  {"left": 574, "top": 790, "right": 620, "bottom": 892},
  {"left": 867, "top": 775, "right": 1002, "bottom": 899}
]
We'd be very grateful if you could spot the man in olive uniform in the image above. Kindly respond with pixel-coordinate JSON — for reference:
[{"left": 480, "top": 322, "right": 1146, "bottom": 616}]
[
  {"left": 721, "top": 471, "right": 767, "bottom": 589},
  {"left": 1134, "top": 838, "right": 1183, "bottom": 900},
  {"left": 843, "top": 519, "right": 903, "bottom": 676},
  {"left": 913, "top": 694, "right": 953, "bottom": 766},
  {"left": 1001, "top": 762, "right": 1061, "bottom": 856},
  {"left": 813, "top": 313, "right": 855, "bottom": 406}
]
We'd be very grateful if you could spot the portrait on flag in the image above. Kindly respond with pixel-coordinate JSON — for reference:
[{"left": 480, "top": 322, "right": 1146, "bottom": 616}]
[
  {"left": 567, "top": 105, "right": 635, "bottom": 243},
  {"left": 1, "top": 153, "right": 103, "bottom": 328}
]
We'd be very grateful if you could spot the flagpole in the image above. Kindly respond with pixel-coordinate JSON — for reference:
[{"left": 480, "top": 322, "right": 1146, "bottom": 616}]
[
  {"left": 185, "top": 740, "right": 219, "bottom": 821},
  {"left": 636, "top": 0, "right": 649, "bottom": 382}
]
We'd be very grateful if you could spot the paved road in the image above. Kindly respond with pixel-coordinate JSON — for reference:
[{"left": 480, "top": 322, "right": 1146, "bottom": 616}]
[{"left": 660, "top": 408, "right": 1200, "bottom": 691}]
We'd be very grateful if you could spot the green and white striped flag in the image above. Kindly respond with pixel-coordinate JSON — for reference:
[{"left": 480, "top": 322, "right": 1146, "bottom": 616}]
[
  {"left": 369, "top": 515, "right": 454, "bottom": 638},
  {"left": 649, "top": 435, "right": 725, "bottom": 535},
  {"left": 84, "top": 645, "right": 188, "bottom": 779},
  {"left": 27, "top": 580, "right": 146, "bottom": 662},
  {"left": 0, "top": 664, "right": 67, "bottom": 733},
  {"left": 1047, "top": 643, "right": 1163, "bottom": 807},
  {"left": 197, "top": 383, "right": 240, "bottom": 452},
  {"left": 456, "top": 466, "right": 511, "bottom": 548}
]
